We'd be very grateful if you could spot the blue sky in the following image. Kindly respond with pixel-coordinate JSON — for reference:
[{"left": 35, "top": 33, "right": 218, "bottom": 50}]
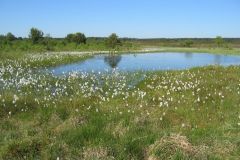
[{"left": 0, "top": 0, "right": 240, "bottom": 38}]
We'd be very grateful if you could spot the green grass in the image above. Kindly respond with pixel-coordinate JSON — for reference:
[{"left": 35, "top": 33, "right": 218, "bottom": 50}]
[
  {"left": 0, "top": 51, "right": 240, "bottom": 159},
  {"left": 141, "top": 47, "right": 240, "bottom": 55},
  {"left": 2, "top": 38, "right": 240, "bottom": 60},
  {"left": 0, "top": 39, "right": 140, "bottom": 57}
]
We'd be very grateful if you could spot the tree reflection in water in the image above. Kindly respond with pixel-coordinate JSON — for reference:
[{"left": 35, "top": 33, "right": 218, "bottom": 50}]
[
  {"left": 104, "top": 55, "right": 122, "bottom": 69},
  {"left": 184, "top": 53, "right": 193, "bottom": 59},
  {"left": 214, "top": 55, "right": 221, "bottom": 64}
]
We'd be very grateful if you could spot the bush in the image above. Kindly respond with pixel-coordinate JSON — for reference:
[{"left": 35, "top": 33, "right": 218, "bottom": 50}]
[
  {"left": 215, "top": 36, "right": 224, "bottom": 48},
  {"left": 182, "top": 40, "right": 194, "bottom": 47},
  {"left": 65, "top": 32, "right": 86, "bottom": 44},
  {"left": 0, "top": 34, "right": 5, "bottom": 40},
  {"left": 29, "top": 28, "right": 44, "bottom": 44},
  {"left": 6, "top": 32, "right": 16, "bottom": 41}
]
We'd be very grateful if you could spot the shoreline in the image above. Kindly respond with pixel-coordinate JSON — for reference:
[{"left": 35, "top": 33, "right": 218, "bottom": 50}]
[{"left": 40, "top": 47, "right": 240, "bottom": 56}]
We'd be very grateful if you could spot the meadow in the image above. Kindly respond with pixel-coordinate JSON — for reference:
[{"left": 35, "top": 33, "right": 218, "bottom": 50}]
[{"left": 0, "top": 35, "right": 240, "bottom": 159}]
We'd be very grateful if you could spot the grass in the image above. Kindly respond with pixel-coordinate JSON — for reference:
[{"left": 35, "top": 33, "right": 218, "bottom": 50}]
[
  {"left": 2, "top": 37, "right": 240, "bottom": 60},
  {"left": 141, "top": 47, "right": 240, "bottom": 55},
  {"left": 0, "top": 50, "right": 240, "bottom": 159},
  {"left": 0, "top": 39, "right": 140, "bottom": 56}
]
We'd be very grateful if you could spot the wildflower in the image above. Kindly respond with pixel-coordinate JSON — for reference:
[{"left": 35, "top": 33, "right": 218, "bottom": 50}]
[
  {"left": 13, "top": 95, "right": 19, "bottom": 101},
  {"left": 159, "top": 102, "right": 163, "bottom": 108},
  {"left": 197, "top": 97, "right": 200, "bottom": 102},
  {"left": 181, "top": 123, "right": 185, "bottom": 127},
  {"left": 55, "top": 81, "right": 59, "bottom": 87}
]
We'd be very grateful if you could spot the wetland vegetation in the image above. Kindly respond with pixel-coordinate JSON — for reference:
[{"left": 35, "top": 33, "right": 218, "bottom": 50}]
[{"left": 0, "top": 28, "right": 240, "bottom": 159}]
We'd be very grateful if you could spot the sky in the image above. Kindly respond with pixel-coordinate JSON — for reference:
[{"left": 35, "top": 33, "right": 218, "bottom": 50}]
[{"left": 0, "top": 0, "right": 240, "bottom": 38}]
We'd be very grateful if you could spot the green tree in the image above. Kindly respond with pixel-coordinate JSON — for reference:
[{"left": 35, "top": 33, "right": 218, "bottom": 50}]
[
  {"left": 29, "top": 28, "right": 44, "bottom": 44},
  {"left": 183, "top": 40, "right": 193, "bottom": 47},
  {"left": 65, "top": 32, "right": 86, "bottom": 44},
  {"left": 0, "top": 35, "right": 5, "bottom": 41},
  {"left": 74, "top": 32, "right": 86, "bottom": 44},
  {"left": 66, "top": 33, "right": 74, "bottom": 42},
  {"left": 215, "top": 36, "right": 224, "bottom": 48},
  {"left": 105, "top": 33, "right": 121, "bottom": 50},
  {"left": 6, "top": 32, "right": 16, "bottom": 41}
]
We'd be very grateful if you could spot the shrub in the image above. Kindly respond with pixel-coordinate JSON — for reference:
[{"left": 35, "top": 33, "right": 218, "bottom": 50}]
[
  {"left": 215, "top": 36, "right": 224, "bottom": 48},
  {"left": 65, "top": 32, "right": 86, "bottom": 44},
  {"left": 29, "top": 28, "right": 44, "bottom": 44},
  {"left": 182, "top": 40, "right": 194, "bottom": 47},
  {"left": 6, "top": 32, "right": 16, "bottom": 41}
]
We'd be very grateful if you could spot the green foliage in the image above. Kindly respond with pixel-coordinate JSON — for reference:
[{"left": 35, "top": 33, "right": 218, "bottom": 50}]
[
  {"left": 0, "top": 34, "right": 5, "bottom": 40},
  {"left": 215, "top": 36, "right": 224, "bottom": 48},
  {"left": 29, "top": 28, "right": 44, "bottom": 44},
  {"left": 65, "top": 33, "right": 74, "bottom": 42},
  {"left": 6, "top": 32, "right": 16, "bottom": 41},
  {"left": 41, "top": 34, "right": 54, "bottom": 51},
  {"left": 1, "top": 28, "right": 240, "bottom": 55},
  {"left": 182, "top": 40, "right": 194, "bottom": 47},
  {"left": 65, "top": 32, "right": 86, "bottom": 44},
  {"left": 105, "top": 33, "right": 122, "bottom": 50}
]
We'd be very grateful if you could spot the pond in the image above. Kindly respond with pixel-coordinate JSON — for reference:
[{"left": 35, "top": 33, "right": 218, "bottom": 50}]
[{"left": 49, "top": 52, "right": 240, "bottom": 76}]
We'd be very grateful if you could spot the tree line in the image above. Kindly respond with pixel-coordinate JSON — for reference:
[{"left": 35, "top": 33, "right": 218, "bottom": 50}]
[
  {"left": 0, "top": 28, "right": 122, "bottom": 50},
  {"left": 1, "top": 27, "right": 237, "bottom": 51}
]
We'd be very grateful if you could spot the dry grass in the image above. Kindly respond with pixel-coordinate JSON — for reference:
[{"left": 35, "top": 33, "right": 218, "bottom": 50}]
[
  {"left": 83, "top": 147, "right": 115, "bottom": 160},
  {"left": 147, "top": 134, "right": 209, "bottom": 160},
  {"left": 54, "top": 116, "right": 86, "bottom": 133}
]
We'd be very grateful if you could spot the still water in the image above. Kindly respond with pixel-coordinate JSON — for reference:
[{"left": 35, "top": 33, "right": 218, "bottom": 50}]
[{"left": 49, "top": 52, "right": 240, "bottom": 75}]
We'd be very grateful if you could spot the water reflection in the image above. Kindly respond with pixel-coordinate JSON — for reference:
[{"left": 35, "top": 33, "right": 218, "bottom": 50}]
[
  {"left": 104, "top": 55, "right": 122, "bottom": 68},
  {"left": 214, "top": 55, "right": 221, "bottom": 64},
  {"left": 48, "top": 52, "right": 240, "bottom": 76},
  {"left": 184, "top": 53, "right": 193, "bottom": 59}
]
